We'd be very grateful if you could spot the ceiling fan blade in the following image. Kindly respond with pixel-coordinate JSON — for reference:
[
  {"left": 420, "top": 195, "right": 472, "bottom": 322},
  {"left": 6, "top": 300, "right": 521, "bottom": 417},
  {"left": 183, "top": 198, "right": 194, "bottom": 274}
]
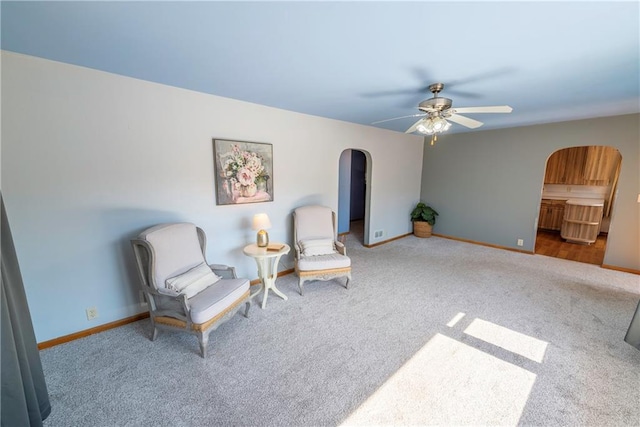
[
  {"left": 408, "top": 68, "right": 481, "bottom": 98},
  {"left": 410, "top": 66, "right": 432, "bottom": 85},
  {"left": 447, "top": 67, "right": 517, "bottom": 87},
  {"left": 362, "top": 88, "right": 424, "bottom": 98},
  {"left": 453, "top": 106, "right": 513, "bottom": 114},
  {"left": 371, "top": 113, "right": 424, "bottom": 125},
  {"left": 447, "top": 114, "right": 483, "bottom": 129},
  {"left": 444, "top": 89, "right": 483, "bottom": 99},
  {"left": 405, "top": 118, "right": 425, "bottom": 134}
]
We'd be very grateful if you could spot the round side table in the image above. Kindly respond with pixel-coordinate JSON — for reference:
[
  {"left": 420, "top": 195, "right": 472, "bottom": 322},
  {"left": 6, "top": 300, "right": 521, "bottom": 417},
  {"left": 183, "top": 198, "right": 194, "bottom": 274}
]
[{"left": 243, "top": 243, "right": 290, "bottom": 309}]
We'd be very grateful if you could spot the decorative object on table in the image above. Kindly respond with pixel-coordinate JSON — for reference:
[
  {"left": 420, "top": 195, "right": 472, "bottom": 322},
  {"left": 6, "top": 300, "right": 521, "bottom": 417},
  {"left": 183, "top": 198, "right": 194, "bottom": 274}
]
[
  {"left": 213, "top": 139, "right": 273, "bottom": 205},
  {"left": 411, "top": 202, "right": 438, "bottom": 238},
  {"left": 293, "top": 205, "right": 351, "bottom": 296},
  {"left": 267, "top": 243, "right": 285, "bottom": 252},
  {"left": 252, "top": 213, "right": 272, "bottom": 247},
  {"left": 130, "top": 222, "right": 252, "bottom": 358}
]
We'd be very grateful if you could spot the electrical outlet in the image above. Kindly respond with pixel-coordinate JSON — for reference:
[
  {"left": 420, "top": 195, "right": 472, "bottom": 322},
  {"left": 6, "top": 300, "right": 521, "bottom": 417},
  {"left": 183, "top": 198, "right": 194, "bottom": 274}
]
[
  {"left": 517, "top": 239, "right": 524, "bottom": 247},
  {"left": 374, "top": 230, "right": 384, "bottom": 238},
  {"left": 86, "top": 307, "right": 98, "bottom": 321}
]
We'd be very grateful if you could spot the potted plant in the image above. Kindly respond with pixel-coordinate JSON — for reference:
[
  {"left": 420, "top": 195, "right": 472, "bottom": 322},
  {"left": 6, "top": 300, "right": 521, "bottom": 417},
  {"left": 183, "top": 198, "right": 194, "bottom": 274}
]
[{"left": 411, "top": 202, "right": 438, "bottom": 238}]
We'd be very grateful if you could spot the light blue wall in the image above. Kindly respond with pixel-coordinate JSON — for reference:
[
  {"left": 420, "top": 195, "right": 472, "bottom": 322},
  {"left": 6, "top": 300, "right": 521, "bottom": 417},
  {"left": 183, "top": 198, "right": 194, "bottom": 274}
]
[
  {"left": 420, "top": 114, "right": 640, "bottom": 270},
  {"left": 2, "top": 52, "right": 424, "bottom": 342}
]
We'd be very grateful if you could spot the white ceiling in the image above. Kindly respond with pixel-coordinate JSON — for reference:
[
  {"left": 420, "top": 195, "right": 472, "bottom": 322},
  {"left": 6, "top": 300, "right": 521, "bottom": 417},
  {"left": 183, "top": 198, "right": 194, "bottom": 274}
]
[{"left": 2, "top": 1, "right": 639, "bottom": 134}]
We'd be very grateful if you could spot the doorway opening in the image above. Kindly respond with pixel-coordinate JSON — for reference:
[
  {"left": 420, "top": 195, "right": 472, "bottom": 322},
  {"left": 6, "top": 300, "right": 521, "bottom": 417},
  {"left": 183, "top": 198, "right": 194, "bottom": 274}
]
[
  {"left": 338, "top": 149, "right": 371, "bottom": 246},
  {"left": 535, "top": 145, "right": 622, "bottom": 265}
]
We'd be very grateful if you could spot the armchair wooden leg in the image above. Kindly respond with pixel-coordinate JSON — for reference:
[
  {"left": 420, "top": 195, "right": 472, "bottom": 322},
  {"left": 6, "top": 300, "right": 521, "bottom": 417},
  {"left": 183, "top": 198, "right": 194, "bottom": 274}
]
[
  {"left": 199, "top": 333, "right": 209, "bottom": 358},
  {"left": 298, "top": 278, "right": 305, "bottom": 296},
  {"left": 244, "top": 300, "right": 251, "bottom": 318},
  {"left": 151, "top": 327, "right": 158, "bottom": 341},
  {"left": 345, "top": 275, "right": 351, "bottom": 289}
]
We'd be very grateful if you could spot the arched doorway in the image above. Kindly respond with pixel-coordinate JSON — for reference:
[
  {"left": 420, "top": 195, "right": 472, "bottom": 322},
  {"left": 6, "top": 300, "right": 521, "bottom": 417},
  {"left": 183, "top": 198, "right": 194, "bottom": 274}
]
[
  {"left": 535, "top": 145, "right": 622, "bottom": 265},
  {"left": 338, "top": 149, "right": 371, "bottom": 246}
]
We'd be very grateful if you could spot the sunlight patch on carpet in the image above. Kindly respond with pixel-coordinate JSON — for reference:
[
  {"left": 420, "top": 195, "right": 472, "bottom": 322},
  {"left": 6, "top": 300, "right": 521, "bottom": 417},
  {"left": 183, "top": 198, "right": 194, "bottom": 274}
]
[
  {"left": 341, "top": 333, "right": 536, "bottom": 426},
  {"left": 446, "top": 312, "right": 466, "bottom": 327},
  {"left": 464, "top": 318, "right": 548, "bottom": 363}
]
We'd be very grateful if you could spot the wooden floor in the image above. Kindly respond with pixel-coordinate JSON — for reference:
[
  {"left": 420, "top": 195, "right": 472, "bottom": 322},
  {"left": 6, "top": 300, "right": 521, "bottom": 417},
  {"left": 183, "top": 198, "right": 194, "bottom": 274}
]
[{"left": 535, "top": 229, "right": 606, "bottom": 265}]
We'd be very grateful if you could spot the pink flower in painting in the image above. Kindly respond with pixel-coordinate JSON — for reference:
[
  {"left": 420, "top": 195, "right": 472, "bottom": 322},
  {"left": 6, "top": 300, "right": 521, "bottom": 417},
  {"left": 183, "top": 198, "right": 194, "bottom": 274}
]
[{"left": 237, "top": 168, "right": 255, "bottom": 186}]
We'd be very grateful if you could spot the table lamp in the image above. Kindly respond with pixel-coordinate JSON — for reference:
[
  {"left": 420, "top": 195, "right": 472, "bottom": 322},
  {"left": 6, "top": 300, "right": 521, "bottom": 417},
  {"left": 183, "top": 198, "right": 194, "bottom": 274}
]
[{"left": 252, "top": 213, "right": 272, "bottom": 247}]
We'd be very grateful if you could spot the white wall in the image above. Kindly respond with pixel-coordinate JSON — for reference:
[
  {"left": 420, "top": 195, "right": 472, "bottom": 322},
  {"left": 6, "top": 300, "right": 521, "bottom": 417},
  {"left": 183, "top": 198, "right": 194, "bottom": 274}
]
[
  {"left": 420, "top": 114, "right": 640, "bottom": 271},
  {"left": 1, "top": 52, "right": 424, "bottom": 342}
]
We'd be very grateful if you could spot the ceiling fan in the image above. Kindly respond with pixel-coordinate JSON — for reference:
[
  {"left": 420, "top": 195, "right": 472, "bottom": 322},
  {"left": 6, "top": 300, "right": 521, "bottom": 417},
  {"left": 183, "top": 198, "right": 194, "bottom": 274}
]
[{"left": 372, "top": 83, "right": 512, "bottom": 143}]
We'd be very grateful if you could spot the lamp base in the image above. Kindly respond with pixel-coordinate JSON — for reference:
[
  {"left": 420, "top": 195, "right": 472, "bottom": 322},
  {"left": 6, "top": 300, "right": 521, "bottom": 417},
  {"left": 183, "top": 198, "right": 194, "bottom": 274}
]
[{"left": 257, "top": 230, "right": 269, "bottom": 247}]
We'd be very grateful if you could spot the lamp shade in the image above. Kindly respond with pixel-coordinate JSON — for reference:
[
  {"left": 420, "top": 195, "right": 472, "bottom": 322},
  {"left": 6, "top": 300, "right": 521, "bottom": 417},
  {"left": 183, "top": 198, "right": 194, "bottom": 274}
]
[{"left": 252, "top": 213, "right": 272, "bottom": 230}]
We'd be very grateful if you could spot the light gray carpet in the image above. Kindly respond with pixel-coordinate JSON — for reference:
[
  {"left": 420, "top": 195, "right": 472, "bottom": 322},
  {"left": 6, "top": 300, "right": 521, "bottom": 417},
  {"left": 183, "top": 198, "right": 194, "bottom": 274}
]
[{"left": 41, "top": 233, "right": 640, "bottom": 426}]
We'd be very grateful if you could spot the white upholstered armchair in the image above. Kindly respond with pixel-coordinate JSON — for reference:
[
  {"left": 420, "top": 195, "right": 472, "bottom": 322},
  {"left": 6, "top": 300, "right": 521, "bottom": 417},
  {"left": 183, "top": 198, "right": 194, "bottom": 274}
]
[
  {"left": 131, "top": 223, "right": 251, "bottom": 358},
  {"left": 293, "top": 205, "right": 352, "bottom": 295}
]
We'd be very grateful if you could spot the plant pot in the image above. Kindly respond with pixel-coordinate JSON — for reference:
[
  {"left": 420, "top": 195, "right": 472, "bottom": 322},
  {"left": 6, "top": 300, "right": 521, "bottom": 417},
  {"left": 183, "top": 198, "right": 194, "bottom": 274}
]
[{"left": 413, "top": 221, "right": 433, "bottom": 238}]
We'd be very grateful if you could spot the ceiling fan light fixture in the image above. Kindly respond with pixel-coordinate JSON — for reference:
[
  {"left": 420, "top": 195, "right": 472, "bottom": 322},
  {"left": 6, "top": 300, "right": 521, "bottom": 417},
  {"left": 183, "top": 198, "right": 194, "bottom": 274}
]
[
  {"left": 432, "top": 116, "right": 450, "bottom": 132},
  {"left": 416, "top": 122, "right": 433, "bottom": 134},
  {"left": 417, "top": 116, "right": 451, "bottom": 135}
]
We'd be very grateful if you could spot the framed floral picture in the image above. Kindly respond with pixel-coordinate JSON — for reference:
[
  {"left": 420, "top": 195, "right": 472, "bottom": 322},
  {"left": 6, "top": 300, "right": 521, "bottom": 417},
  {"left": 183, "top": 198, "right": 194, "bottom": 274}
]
[{"left": 213, "top": 139, "right": 274, "bottom": 205}]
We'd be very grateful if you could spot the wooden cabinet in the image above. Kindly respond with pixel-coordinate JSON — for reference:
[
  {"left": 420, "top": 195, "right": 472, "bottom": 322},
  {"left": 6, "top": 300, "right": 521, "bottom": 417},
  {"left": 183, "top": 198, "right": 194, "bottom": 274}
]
[
  {"left": 538, "top": 200, "right": 552, "bottom": 229},
  {"left": 538, "top": 199, "right": 566, "bottom": 231},
  {"left": 584, "top": 146, "right": 620, "bottom": 184},
  {"left": 564, "top": 147, "right": 587, "bottom": 184},
  {"left": 550, "top": 202, "right": 565, "bottom": 230},
  {"left": 561, "top": 200, "right": 604, "bottom": 244},
  {"left": 544, "top": 150, "right": 568, "bottom": 184},
  {"left": 544, "top": 146, "right": 621, "bottom": 185},
  {"left": 544, "top": 147, "right": 586, "bottom": 184}
]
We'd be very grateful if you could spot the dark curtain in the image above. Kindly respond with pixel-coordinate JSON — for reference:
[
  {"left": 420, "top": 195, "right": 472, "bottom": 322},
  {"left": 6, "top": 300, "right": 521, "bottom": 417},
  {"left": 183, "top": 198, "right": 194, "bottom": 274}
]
[
  {"left": 1, "top": 194, "right": 51, "bottom": 426},
  {"left": 624, "top": 300, "right": 640, "bottom": 351}
]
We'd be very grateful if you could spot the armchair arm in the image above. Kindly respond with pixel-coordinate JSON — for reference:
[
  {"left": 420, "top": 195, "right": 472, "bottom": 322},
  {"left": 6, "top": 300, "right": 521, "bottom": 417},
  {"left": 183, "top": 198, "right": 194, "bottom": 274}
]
[
  {"left": 335, "top": 241, "right": 347, "bottom": 256},
  {"left": 144, "top": 287, "right": 191, "bottom": 324},
  {"left": 155, "top": 287, "right": 180, "bottom": 298},
  {"left": 146, "top": 286, "right": 190, "bottom": 307},
  {"left": 209, "top": 264, "right": 238, "bottom": 279}
]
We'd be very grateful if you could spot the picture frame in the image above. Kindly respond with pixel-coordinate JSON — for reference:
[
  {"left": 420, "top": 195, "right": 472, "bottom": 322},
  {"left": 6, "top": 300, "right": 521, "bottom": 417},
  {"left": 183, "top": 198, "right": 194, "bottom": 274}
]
[{"left": 213, "top": 139, "right": 274, "bottom": 205}]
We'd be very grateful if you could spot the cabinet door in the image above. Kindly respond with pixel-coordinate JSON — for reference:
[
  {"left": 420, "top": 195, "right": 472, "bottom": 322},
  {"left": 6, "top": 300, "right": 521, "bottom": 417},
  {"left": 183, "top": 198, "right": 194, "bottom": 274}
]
[
  {"left": 542, "top": 146, "right": 622, "bottom": 185},
  {"left": 544, "top": 150, "right": 568, "bottom": 184},
  {"left": 564, "top": 147, "right": 587, "bottom": 184},
  {"left": 584, "top": 146, "right": 620, "bottom": 184},
  {"left": 550, "top": 203, "right": 565, "bottom": 230},
  {"left": 538, "top": 201, "right": 553, "bottom": 229},
  {"left": 544, "top": 147, "right": 589, "bottom": 184},
  {"left": 538, "top": 200, "right": 566, "bottom": 230}
]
